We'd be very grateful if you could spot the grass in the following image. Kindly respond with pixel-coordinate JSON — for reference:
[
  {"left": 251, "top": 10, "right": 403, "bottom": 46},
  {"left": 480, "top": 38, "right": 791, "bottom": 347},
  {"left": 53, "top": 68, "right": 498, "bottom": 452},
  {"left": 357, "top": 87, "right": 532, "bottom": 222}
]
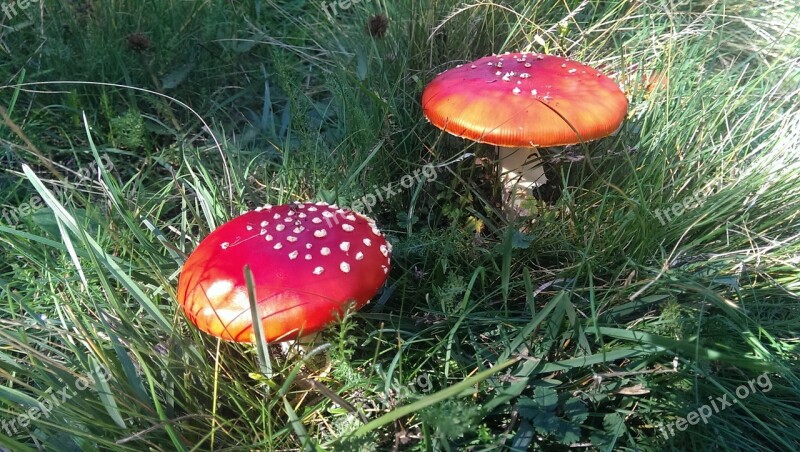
[{"left": 1, "top": 0, "right": 799, "bottom": 450}]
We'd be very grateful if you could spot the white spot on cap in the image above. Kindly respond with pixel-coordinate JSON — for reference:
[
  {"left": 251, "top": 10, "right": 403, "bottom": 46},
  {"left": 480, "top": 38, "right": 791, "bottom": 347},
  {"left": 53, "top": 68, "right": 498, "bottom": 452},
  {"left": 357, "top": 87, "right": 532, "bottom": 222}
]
[
  {"left": 275, "top": 224, "right": 286, "bottom": 232},
  {"left": 568, "top": 68, "right": 577, "bottom": 74},
  {"left": 342, "top": 224, "right": 355, "bottom": 232},
  {"left": 346, "top": 214, "right": 356, "bottom": 221},
  {"left": 284, "top": 217, "right": 293, "bottom": 223},
  {"left": 220, "top": 242, "right": 230, "bottom": 249},
  {"left": 340, "top": 262, "right": 350, "bottom": 273},
  {"left": 371, "top": 227, "right": 381, "bottom": 236},
  {"left": 524, "top": 62, "right": 532, "bottom": 68},
  {"left": 289, "top": 251, "right": 298, "bottom": 260},
  {"left": 382, "top": 266, "right": 389, "bottom": 274},
  {"left": 314, "top": 229, "right": 327, "bottom": 238},
  {"left": 340, "top": 242, "right": 350, "bottom": 252},
  {"left": 380, "top": 244, "right": 389, "bottom": 257},
  {"left": 265, "top": 235, "right": 273, "bottom": 241},
  {"left": 308, "top": 207, "right": 318, "bottom": 212},
  {"left": 306, "top": 243, "right": 312, "bottom": 249},
  {"left": 260, "top": 228, "right": 267, "bottom": 235},
  {"left": 273, "top": 213, "right": 281, "bottom": 219},
  {"left": 305, "top": 254, "right": 312, "bottom": 260},
  {"left": 298, "top": 212, "right": 307, "bottom": 218},
  {"left": 293, "top": 227, "right": 304, "bottom": 234},
  {"left": 363, "top": 238, "right": 372, "bottom": 246},
  {"left": 561, "top": 63, "right": 567, "bottom": 68},
  {"left": 265, "top": 204, "right": 273, "bottom": 209},
  {"left": 312, "top": 217, "right": 322, "bottom": 224},
  {"left": 313, "top": 266, "right": 324, "bottom": 275},
  {"left": 260, "top": 220, "right": 268, "bottom": 227},
  {"left": 287, "top": 236, "right": 297, "bottom": 242},
  {"left": 520, "top": 73, "right": 530, "bottom": 78},
  {"left": 274, "top": 243, "right": 283, "bottom": 250},
  {"left": 512, "top": 87, "right": 521, "bottom": 95},
  {"left": 246, "top": 225, "right": 253, "bottom": 231},
  {"left": 322, "top": 211, "right": 334, "bottom": 218},
  {"left": 321, "top": 247, "right": 331, "bottom": 256},
  {"left": 206, "top": 280, "right": 234, "bottom": 299},
  {"left": 356, "top": 252, "right": 364, "bottom": 261},
  {"left": 531, "top": 89, "right": 538, "bottom": 96}
]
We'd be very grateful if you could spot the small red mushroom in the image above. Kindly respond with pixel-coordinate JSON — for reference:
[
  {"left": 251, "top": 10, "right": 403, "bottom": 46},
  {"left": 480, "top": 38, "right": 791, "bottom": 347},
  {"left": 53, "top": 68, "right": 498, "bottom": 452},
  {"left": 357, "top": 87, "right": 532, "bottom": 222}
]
[
  {"left": 422, "top": 53, "right": 628, "bottom": 209},
  {"left": 177, "top": 201, "right": 391, "bottom": 342}
]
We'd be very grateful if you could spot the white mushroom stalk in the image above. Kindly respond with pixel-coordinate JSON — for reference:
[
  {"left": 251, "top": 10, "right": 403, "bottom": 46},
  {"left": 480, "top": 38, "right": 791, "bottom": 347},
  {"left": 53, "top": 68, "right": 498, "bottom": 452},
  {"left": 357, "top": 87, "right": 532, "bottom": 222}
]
[{"left": 498, "top": 146, "right": 547, "bottom": 192}]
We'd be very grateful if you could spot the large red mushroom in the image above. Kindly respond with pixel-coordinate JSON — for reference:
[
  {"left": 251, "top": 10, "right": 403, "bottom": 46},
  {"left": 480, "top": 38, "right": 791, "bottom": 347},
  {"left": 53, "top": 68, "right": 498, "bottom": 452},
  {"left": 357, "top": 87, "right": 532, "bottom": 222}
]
[
  {"left": 177, "top": 201, "right": 391, "bottom": 342},
  {"left": 422, "top": 52, "right": 628, "bottom": 211}
]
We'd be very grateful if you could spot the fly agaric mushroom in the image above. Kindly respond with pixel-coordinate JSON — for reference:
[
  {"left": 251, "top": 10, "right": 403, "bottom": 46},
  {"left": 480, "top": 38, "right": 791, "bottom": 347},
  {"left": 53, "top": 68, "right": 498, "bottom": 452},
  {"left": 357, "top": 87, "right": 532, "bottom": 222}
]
[
  {"left": 177, "top": 201, "right": 391, "bottom": 342},
  {"left": 422, "top": 52, "right": 627, "bottom": 210}
]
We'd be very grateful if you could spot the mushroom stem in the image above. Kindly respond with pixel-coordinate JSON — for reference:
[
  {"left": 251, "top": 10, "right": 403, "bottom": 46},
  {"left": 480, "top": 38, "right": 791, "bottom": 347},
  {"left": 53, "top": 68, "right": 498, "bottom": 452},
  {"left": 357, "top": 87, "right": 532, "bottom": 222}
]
[
  {"left": 279, "top": 333, "right": 331, "bottom": 371},
  {"left": 498, "top": 146, "right": 547, "bottom": 215}
]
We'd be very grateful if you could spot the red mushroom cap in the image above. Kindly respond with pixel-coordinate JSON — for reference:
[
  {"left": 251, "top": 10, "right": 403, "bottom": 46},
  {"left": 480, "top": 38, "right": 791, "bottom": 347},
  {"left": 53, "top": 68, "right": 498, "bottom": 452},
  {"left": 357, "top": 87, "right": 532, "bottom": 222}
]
[
  {"left": 421, "top": 53, "right": 628, "bottom": 147},
  {"left": 177, "top": 201, "right": 391, "bottom": 342}
]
